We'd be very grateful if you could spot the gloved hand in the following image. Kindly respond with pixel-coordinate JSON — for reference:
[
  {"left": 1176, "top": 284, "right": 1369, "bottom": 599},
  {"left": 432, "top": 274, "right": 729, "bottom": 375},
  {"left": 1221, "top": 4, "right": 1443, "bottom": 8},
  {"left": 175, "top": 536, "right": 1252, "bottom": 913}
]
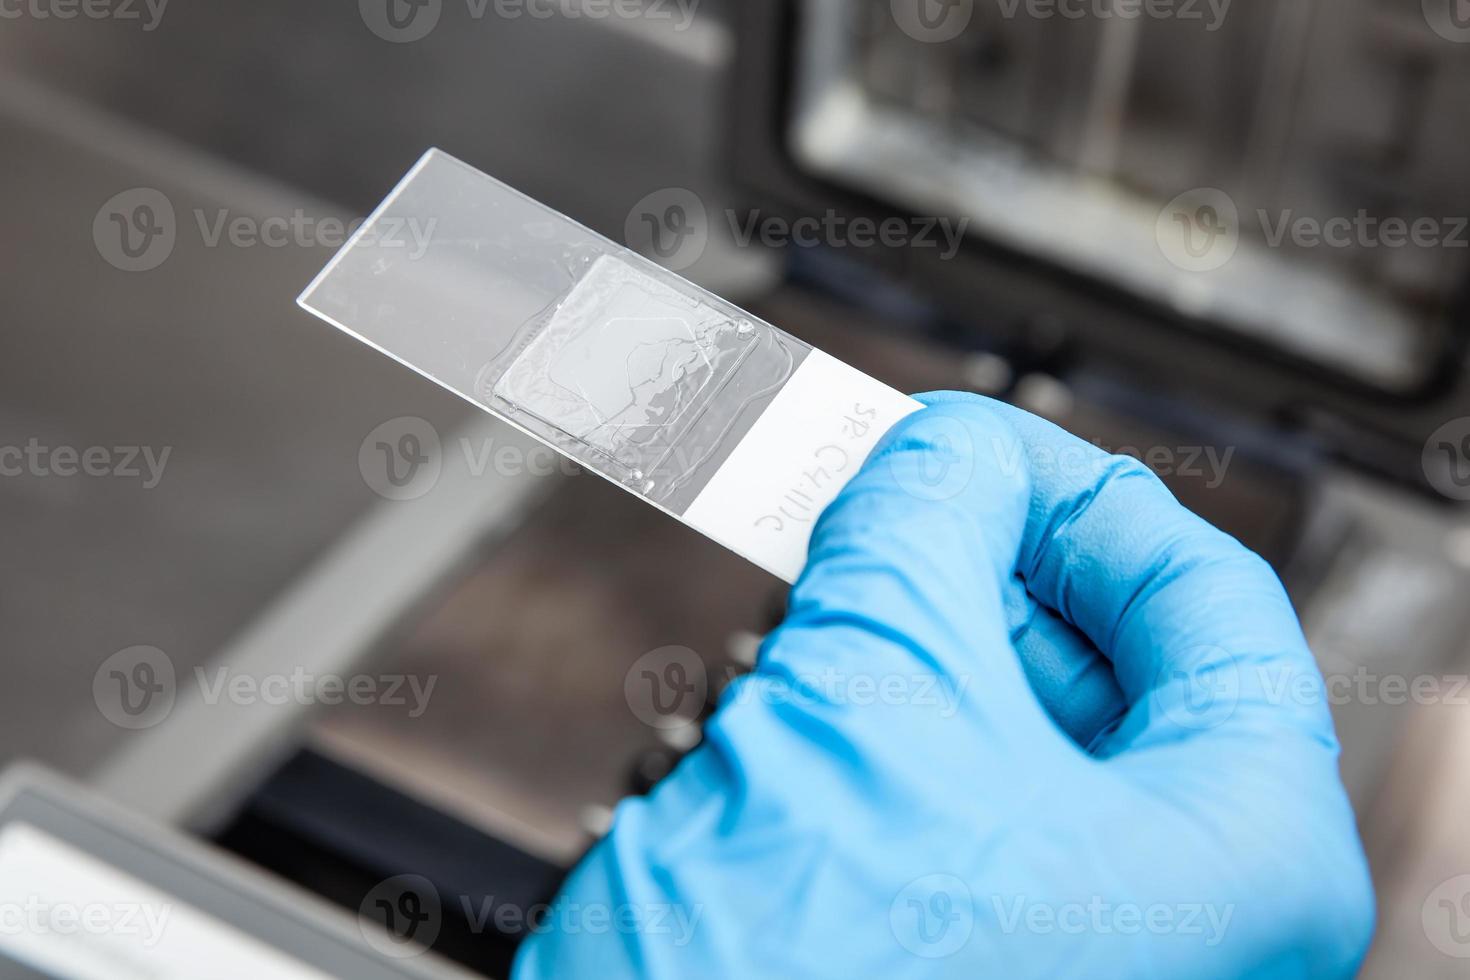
[{"left": 514, "top": 392, "right": 1374, "bottom": 979}]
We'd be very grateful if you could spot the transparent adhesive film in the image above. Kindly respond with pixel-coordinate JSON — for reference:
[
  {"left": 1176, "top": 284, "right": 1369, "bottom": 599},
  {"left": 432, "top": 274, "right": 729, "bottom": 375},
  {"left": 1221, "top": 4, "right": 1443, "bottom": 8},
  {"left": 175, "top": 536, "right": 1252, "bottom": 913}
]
[
  {"left": 482, "top": 253, "right": 792, "bottom": 503},
  {"left": 299, "top": 149, "right": 804, "bottom": 513},
  {"left": 299, "top": 149, "right": 922, "bottom": 582}
]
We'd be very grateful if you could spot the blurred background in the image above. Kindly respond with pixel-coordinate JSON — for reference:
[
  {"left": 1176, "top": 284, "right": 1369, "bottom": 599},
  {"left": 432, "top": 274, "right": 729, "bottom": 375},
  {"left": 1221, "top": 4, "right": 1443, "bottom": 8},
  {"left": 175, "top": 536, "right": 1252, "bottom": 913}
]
[{"left": 2, "top": 0, "right": 1470, "bottom": 976}]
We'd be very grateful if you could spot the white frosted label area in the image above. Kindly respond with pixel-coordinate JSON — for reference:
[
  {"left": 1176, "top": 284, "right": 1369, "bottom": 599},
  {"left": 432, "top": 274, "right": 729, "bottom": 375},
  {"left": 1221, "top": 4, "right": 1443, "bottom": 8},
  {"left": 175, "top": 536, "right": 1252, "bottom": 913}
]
[
  {"left": 0, "top": 823, "right": 333, "bottom": 980},
  {"left": 682, "top": 351, "right": 922, "bottom": 583}
]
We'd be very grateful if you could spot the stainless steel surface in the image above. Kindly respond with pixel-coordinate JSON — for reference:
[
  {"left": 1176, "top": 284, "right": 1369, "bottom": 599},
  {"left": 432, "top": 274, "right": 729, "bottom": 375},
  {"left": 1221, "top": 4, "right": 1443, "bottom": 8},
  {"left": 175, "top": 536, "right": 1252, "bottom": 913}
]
[
  {"left": 0, "top": 77, "right": 494, "bottom": 784},
  {"left": 0, "top": 0, "right": 754, "bottom": 295},
  {"left": 94, "top": 410, "right": 551, "bottom": 833},
  {"left": 788, "top": 0, "right": 1470, "bottom": 390}
]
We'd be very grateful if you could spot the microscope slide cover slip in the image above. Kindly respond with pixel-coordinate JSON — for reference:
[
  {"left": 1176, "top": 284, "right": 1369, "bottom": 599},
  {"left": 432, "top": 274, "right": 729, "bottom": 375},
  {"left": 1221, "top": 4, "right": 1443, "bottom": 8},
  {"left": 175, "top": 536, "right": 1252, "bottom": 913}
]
[{"left": 298, "top": 150, "right": 921, "bottom": 583}]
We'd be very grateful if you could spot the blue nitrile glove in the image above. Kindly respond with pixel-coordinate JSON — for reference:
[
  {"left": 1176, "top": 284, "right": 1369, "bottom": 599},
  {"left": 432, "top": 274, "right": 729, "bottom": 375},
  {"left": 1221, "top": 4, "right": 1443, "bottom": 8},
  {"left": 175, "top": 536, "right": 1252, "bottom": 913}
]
[{"left": 514, "top": 392, "right": 1374, "bottom": 980}]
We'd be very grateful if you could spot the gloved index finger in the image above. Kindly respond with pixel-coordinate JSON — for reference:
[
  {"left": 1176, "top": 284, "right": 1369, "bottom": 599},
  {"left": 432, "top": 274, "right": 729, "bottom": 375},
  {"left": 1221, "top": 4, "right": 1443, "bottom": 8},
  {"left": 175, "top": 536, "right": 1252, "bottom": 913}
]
[{"left": 918, "top": 392, "right": 1337, "bottom": 759}]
